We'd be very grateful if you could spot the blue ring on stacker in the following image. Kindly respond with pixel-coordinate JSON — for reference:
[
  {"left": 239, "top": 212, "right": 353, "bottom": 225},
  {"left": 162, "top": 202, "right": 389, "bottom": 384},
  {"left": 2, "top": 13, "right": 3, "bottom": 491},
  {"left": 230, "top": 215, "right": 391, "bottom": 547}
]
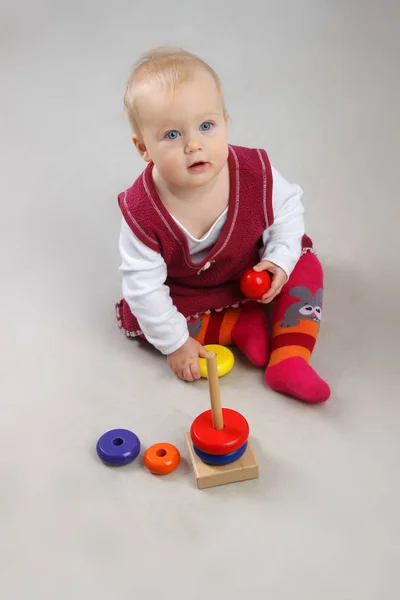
[
  {"left": 193, "top": 441, "right": 248, "bottom": 465},
  {"left": 96, "top": 429, "right": 141, "bottom": 466}
]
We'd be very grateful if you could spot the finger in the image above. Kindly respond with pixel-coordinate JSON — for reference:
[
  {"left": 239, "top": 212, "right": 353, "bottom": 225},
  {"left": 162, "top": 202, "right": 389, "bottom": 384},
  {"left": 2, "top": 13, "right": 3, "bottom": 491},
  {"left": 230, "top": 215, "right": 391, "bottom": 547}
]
[
  {"left": 173, "top": 363, "right": 187, "bottom": 381},
  {"left": 175, "top": 368, "right": 186, "bottom": 381},
  {"left": 258, "top": 292, "right": 278, "bottom": 304},
  {"left": 260, "top": 283, "right": 284, "bottom": 303},
  {"left": 262, "top": 286, "right": 280, "bottom": 302},
  {"left": 252, "top": 260, "right": 274, "bottom": 273},
  {"left": 259, "top": 276, "right": 283, "bottom": 301},
  {"left": 189, "top": 360, "right": 201, "bottom": 380},
  {"left": 197, "top": 344, "right": 208, "bottom": 358},
  {"left": 183, "top": 364, "right": 195, "bottom": 382},
  {"left": 264, "top": 278, "right": 281, "bottom": 298}
]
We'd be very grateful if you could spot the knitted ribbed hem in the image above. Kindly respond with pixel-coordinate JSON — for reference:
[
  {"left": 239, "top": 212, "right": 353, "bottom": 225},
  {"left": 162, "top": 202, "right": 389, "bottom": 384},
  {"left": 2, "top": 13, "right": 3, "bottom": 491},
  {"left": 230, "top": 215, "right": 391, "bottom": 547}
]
[{"left": 115, "top": 299, "right": 248, "bottom": 339}]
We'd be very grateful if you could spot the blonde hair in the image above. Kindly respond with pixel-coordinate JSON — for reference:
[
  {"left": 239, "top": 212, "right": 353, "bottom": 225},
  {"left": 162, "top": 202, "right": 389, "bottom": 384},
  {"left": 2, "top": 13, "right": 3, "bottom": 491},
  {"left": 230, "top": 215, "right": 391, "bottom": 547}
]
[{"left": 123, "top": 46, "right": 227, "bottom": 136}]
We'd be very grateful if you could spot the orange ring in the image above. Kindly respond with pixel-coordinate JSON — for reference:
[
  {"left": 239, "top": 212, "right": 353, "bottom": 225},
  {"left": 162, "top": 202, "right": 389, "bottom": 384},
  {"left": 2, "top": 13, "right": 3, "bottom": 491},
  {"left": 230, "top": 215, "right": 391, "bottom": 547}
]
[{"left": 144, "top": 443, "right": 181, "bottom": 475}]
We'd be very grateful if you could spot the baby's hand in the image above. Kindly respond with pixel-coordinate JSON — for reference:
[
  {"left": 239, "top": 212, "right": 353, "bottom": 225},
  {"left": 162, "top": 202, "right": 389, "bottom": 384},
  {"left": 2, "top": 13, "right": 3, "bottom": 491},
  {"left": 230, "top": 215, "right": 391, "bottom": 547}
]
[
  {"left": 167, "top": 337, "right": 207, "bottom": 382},
  {"left": 252, "top": 260, "right": 288, "bottom": 303}
]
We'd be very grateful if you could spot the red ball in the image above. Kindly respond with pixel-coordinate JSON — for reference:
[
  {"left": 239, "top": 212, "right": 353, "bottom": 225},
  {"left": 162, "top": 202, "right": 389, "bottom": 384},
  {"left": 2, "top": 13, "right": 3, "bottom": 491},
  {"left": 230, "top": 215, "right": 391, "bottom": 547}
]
[{"left": 240, "top": 268, "right": 272, "bottom": 299}]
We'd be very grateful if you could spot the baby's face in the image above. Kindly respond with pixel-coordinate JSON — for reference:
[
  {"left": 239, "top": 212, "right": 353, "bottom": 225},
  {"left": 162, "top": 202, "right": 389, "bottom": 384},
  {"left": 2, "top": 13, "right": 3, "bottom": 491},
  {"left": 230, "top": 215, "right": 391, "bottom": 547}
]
[{"left": 135, "top": 69, "right": 229, "bottom": 191}]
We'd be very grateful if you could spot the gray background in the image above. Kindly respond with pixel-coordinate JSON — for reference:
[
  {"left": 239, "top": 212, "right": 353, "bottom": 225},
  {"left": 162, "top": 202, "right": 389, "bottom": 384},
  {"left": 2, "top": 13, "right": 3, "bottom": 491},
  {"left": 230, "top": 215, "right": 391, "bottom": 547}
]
[{"left": 1, "top": 1, "right": 399, "bottom": 598}]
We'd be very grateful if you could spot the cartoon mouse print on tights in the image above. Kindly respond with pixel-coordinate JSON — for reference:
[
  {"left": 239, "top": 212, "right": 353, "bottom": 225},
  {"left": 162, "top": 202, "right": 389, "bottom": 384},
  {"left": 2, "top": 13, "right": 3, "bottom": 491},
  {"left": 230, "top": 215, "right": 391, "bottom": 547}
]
[{"left": 281, "top": 287, "right": 322, "bottom": 327}]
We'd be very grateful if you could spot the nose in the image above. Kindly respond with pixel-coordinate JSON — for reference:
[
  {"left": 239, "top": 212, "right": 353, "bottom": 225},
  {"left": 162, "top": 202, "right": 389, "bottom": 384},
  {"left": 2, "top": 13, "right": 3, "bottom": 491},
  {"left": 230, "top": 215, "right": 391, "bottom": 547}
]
[{"left": 184, "top": 135, "right": 202, "bottom": 154}]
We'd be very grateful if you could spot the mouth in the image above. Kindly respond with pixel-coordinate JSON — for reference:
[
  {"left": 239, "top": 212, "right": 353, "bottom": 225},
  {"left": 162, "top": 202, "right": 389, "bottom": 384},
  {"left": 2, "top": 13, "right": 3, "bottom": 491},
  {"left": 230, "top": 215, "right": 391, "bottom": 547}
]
[{"left": 188, "top": 161, "right": 210, "bottom": 172}]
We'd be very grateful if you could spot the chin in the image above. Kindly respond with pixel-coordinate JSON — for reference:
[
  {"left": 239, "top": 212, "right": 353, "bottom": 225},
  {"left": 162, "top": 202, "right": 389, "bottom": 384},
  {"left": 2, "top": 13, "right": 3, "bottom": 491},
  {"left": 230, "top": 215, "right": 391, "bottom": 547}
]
[{"left": 189, "top": 171, "right": 217, "bottom": 187}]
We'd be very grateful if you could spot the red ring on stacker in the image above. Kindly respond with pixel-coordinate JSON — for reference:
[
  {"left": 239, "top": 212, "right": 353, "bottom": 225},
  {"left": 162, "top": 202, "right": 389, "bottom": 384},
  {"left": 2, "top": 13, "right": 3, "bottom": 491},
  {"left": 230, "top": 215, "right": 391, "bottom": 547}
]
[{"left": 190, "top": 408, "right": 249, "bottom": 455}]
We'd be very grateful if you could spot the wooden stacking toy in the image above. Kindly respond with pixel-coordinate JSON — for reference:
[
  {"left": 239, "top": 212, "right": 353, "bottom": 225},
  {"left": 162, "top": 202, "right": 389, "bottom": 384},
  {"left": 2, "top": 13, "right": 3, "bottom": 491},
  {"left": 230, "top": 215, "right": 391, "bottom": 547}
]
[{"left": 185, "top": 351, "right": 259, "bottom": 489}]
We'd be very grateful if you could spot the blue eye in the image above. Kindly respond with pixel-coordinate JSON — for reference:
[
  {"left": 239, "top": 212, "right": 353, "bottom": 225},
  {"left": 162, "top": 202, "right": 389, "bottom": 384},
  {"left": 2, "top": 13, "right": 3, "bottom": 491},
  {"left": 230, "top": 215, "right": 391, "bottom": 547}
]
[
  {"left": 165, "top": 130, "right": 180, "bottom": 140},
  {"left": 200, "top": 122, "right": 213, "bottom": 131}
]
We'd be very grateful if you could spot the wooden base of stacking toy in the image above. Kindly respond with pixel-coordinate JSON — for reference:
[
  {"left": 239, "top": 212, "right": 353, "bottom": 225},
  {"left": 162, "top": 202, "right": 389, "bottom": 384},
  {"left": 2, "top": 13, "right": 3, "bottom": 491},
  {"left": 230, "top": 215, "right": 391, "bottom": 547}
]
[
  {"left": 186, "top": 350, "right": 259, "bottom": 489},
  {"left": 185, "top": 433, "right": 259, "bottom": 489}
]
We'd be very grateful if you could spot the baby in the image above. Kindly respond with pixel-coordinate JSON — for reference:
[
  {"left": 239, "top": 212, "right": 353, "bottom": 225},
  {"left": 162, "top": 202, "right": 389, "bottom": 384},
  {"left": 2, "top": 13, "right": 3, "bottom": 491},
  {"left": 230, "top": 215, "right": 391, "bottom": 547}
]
[{"left": 116, "top": 46, "right": 330, "bottom": 403}]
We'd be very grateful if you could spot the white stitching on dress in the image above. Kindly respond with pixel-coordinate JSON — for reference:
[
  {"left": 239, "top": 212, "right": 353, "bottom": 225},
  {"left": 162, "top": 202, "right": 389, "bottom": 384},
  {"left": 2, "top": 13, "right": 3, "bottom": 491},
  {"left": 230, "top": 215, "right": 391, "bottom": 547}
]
[
  {"left": 142, "top": 173, "right": 193, "bottom": 269},
  {"left": 256, "top": 149, "right": 268, "bottom": 228},
  {"left": 209, "top": 145, "right": 240, "bottom": 260},
  {"left": 122, "top": 191, "right": 158, "bottom": 246},
  {"left": 115, "top": 303, "right": 143, "bottom": 337},
  {"left": 301, "top": 247, "right": 317, "bottom": 256},
  {"left": 139, "top": 146, "right": 241, "bottom": 271}
]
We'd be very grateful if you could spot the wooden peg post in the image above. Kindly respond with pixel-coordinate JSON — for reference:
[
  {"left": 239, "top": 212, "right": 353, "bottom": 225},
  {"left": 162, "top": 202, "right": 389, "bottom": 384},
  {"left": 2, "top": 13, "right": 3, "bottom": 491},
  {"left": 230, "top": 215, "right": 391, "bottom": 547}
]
[
  {"left": 186, "top": 349, "right": 259, "bottom": 489},
  {"left": 206, "top": 352, "right": 224, "bottom": 430}
]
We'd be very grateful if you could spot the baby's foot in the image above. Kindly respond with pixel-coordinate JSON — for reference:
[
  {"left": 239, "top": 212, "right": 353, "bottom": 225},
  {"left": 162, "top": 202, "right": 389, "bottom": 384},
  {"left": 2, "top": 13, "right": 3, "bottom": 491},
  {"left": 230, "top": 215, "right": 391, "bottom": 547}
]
[
  {"left": 231, "top": 303, "right": 270, "bottom": 367},
  {"left": 265, "top": 356, "right": 330, "bottom": 403}
]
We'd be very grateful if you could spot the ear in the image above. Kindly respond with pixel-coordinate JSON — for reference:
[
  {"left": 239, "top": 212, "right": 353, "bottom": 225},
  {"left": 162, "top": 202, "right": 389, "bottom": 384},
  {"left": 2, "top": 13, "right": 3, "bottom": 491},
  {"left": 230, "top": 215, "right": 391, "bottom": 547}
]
[
  {"left": 289, "top": 286, "right": 313, "bottom": 303},
  {"left": 314, "top": 288, "right": 323, "bottom": 306},
  {"left": 132, "top": 134, "right": 151, "bottom": 162}
]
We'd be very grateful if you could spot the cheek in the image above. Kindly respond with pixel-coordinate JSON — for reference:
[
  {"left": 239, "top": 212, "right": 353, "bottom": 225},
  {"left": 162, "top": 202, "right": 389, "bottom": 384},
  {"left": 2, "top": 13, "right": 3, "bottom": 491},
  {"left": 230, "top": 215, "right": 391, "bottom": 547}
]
[
  {"left": 158, "top": 148, "right": 183, "bottom": 176},
  {"left": 158, "top": 145, "right": 177, "bottom": 162},
  {"left": 211, "top": 135, "right": 229, "bottom": 161}
]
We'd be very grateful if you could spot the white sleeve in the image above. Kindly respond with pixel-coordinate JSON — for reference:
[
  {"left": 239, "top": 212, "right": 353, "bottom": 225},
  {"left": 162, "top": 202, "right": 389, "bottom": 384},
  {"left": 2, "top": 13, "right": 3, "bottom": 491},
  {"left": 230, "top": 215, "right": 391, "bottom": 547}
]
[
  {"left": 260, "top": 166, "right": 305, "bottom": 279},
  {"left": 118, "top": 218, "right": 189, "bottom": 355}
]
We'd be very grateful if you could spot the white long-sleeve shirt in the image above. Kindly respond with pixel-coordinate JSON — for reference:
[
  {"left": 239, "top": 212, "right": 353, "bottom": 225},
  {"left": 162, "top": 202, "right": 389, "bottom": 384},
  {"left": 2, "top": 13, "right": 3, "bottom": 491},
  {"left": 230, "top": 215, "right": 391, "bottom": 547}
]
[{"left": 118, "top": 166, "right": 305, "bottom": 355}]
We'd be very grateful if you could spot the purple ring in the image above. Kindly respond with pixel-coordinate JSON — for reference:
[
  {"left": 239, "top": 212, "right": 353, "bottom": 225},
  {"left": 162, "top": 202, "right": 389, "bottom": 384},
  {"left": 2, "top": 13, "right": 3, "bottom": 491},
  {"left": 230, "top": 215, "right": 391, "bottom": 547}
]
[{"left": 96, "top": 429, "right": 141, "bottom": 466}]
